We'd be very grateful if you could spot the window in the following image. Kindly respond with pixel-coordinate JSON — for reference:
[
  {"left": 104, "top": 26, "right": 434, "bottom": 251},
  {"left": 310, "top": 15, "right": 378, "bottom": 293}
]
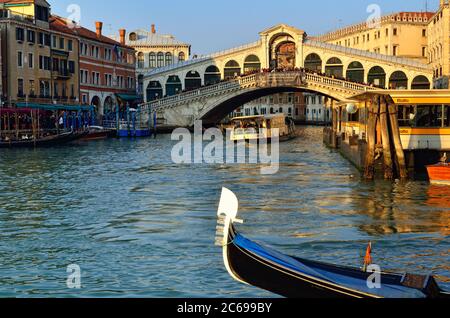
[
  {"left": 393, "top": 28, "right": 398, "bottom": 36},
  {"left": 18, "top": 51, "right": 23, "bottom": 67},
  {"left": 27, "top": 30, "right": 35, "bottom": 43},
  {"left": 18, "top": 79, "right": 24, "bottom": 96},
  {"left": 157, "top": 52, "right": 164, "bottom": 67},
  {"left": 52, "top": 35, "right": 57, "bottom": 48},
  {"left": 422, "top": 29, "right": 426, "bottom": 37},
  {"left": 422, "top": 47, "right": 426, "bottom": 57},
  {"left": 59, "top": 38, "right": 64, "bottom": 50},
  {"left": 68, "top": 61, "right": 75, "bottom": 73},
  {"left": 29, "top": 80, "right": 35, "bottom": 96},
  {"left": 28, "top": 53, "right": 33, "bottom": 69},
  {"left": 178, "top": 52, "right": 185, "bottom": 62},
  {"left": 54, "top": 82, "right": 59, "bottom": 97},
  {"left": 38, "top": 32, "right": 44, "bottom": 45},
  {"left": 165, "top": 53, "right": 172, "bottom": 65},
  {"left": 44, "top": 34, "right": 51, "bottom": 46},
  {"left": 68, "top": 40, "right": 73, "bottom": 51},
  {"left": 35, "top": 5, "right": 49, "bottom": 22},
  {"left": 149, "top": 53, "right": 156, "bottom": 68},
  {"left": 16, "top": 27, "right": 24, "bottom": 41},
  {"left": 393, "top": 45, "right": 398, "bottom": 56}
]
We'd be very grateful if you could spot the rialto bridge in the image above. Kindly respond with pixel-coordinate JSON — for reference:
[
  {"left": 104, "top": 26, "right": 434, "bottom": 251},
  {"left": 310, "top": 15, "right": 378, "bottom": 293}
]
[{"left": 141, "top": 24, "right": 433, "bottom": 128}]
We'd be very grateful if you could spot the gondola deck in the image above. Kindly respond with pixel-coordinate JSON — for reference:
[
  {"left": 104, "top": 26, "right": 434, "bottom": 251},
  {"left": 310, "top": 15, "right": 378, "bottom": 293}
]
[{"left": 216, "top": 188, "right": 450, "bottom": 299}]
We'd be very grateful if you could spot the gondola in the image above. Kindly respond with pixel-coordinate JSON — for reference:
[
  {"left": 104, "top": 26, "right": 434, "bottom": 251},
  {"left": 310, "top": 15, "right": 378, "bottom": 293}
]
[
  {"left": 215, "top": 188, "right": 450, "bottom": 298},
  {"left": 0, "top": 130, "right": 88, "bottom": 148}
]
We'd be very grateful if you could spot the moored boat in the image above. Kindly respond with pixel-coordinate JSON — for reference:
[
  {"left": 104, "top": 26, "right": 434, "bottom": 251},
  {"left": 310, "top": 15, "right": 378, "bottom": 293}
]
[
  {"left": 427, "top": 163, "right": 450, "bottom": 185},
  {"left": 229, "top": 114, "right": 296, "bottom": 142},
  {"left": 0, "top": 130, "right": 88, "bottom": 148},
  {"left": 80, "top": 126, "right": 115, "bottom": 141},
  {"left": 215, "top": 188, "right": 450, "bottom": 298}
]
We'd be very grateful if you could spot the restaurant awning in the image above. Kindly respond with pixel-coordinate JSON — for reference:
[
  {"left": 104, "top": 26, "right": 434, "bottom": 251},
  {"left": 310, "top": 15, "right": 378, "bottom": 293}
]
[
  {"left": 16, "top": 103, "right": 95, "bottom": 112},
  {"left": 115, "top": 93, "right": 139, "bottom": 102}
]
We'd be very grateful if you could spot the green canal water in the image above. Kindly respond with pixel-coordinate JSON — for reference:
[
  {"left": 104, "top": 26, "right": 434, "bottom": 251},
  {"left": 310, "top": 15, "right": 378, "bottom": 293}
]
[{"left": 0, "top": 126, "right": 448, "bottom": 297}]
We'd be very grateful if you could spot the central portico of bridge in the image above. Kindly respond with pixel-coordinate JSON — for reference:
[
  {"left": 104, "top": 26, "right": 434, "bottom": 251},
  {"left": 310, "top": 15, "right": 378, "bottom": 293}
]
[{"left": 141, "top": 24, "right": 433, "bottom": 128}]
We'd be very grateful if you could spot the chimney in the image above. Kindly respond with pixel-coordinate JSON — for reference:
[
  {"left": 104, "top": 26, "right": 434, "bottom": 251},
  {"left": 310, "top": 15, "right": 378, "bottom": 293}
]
[
  {"left": 95, "top": 21, "right": 103, "bottom": 37},
  {"left": 151, "top": 24, "right": 156, "bottom": 34},
  {"left": 119, "top": 29, "right": 126, "bottom": 45}
]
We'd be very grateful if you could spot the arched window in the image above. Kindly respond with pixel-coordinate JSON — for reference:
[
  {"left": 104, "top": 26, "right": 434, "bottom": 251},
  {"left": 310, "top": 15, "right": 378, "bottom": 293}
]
[
  {"left": 165, "top": 52, "right": 173, "bottom": 66},
  {"left": 185, "top": 71, "right": 202, "bottom": 90},
  {"left": 325, "top": 57, "right": 343, "bottom": 78},
  {"left": 146, "top": 81, "right": 163, "bottom": 101},
  {"left": 368, "top": 66, "right": 386, "bottom": 88},
  {"left": 178, "top": 52, "right": 185, "bottom": 62},
  {"left": 149, "top": 52, "right": 156, "bottom": 68},
  {"left": 157, "top": 52, "right": 164, "bottom": 67},
  {"left": 304, "top": 53, "right": 322, "bottom": 72},
  {"left": 243, "top": 55, "right": 261, "bottom": 74},
  {"left": 205, "top": 65, "right": 221, "bottom": 85},
  {"left": 224, "top": 60, "right": 241, "bottom": 80},
  {"left": 346, "top": 61, "right": 364, "bottom": 83},
  {"left": 389, "top": 71, "right": 408, "bottom": 89},
  {"left": 137, "top": 52, "right": 144, "bottom": 69},
  {"left": 165, "top": 75, "right": 182, "bottom": 96},
  {"left": 411, "top": 75, "right": 431, "bottom": 90}
]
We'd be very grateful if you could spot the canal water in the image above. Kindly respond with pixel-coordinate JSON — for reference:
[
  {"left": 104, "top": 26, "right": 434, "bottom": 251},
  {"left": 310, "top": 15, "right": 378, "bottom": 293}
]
[{"left": 0, "top": 126, "right": 448, "bottom": 297}]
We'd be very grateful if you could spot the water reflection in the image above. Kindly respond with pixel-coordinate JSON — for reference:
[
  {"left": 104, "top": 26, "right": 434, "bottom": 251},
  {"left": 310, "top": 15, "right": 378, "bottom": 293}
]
[{"left": 0, "top": 126, "right": 448, "bottom": 297}]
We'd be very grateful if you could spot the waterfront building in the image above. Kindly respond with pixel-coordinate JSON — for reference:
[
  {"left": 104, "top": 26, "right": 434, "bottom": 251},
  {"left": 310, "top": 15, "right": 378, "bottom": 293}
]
[
  {"left": 0, "top": 0, "right": 80, "bottom": 107},
  {"left": 235, "top": 92, "right": 305, "bottom": 122},
  {"left": 314, "top": 11, "right": 433, "bottom": 64},
  {"left": 51, "top": 16, "right": 137, "bottom": 119},
  {"left": 109, "top": 25, "right": 190, "bottom": 98},
  {"left": 304, "top": 93, "right": 331, "bottom": 125}
]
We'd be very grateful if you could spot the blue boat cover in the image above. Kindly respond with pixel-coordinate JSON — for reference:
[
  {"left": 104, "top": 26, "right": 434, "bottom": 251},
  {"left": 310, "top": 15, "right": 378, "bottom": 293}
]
[{"left": 234, "top": 234, "right": 426, "bottom": 298}]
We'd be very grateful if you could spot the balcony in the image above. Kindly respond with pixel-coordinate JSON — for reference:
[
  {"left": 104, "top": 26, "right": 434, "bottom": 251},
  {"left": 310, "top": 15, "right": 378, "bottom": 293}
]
[
  {"left": 0, "top": 9, "right": 35, "bottom": 24},
  {"left": 53, "top": 69, "right": 71, "bottom": 79}
]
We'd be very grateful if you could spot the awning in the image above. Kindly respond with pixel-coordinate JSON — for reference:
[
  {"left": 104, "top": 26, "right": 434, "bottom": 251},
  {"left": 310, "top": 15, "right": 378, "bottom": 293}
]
[
  {"left": 16, "top": 103, "right": 94, "bottom": 112},
  {"left": 115, "top": 93, "right": 139, "bottom": 102}
]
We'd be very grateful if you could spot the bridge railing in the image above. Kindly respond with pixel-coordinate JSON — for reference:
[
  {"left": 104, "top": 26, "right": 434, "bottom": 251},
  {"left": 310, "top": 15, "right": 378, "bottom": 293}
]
[{"left": 140, "top": 71, "right": 377, "bottom": 112}]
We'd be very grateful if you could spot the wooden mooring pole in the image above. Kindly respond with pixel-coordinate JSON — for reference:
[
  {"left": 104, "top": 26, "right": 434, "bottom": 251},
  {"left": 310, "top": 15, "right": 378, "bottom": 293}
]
[
  {"left": 363, "top": 94, "right": 409, "bottom": 181},
  {"left": 364, "top": 96, "right": 380, "bottom": 180}
]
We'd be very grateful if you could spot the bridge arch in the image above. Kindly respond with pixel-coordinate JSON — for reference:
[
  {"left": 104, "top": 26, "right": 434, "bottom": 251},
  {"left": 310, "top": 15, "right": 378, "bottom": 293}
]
[
  {"left": 205, "top": 65, "right": 221, "bottom": 85},
  {"left": 325, "top": 57, "right": 343, "bottom": 78},
  {"left": 146, "top": 80, "right": 163, "bottom": 101},
  {"left": 224, "top": 60, "right": 241, "bottom": 80},
  {"left": 411, "top": 75, "right": 431, "bottom": 90},
  {"left": 197, "top": 85, "right": 345, "bottom": 125},
  {"left": 304, "top": 53, "right": 322, "bottom": 72},
  {"left": 346, "top": 61, "right": 364, "bottom": 83},
  {"left": 388, "top": 71, "right": 408, "bottom": 89},
  {"left": 165, "top": 76, "right": 182, "bottom": 96},
  {"left": 367, "top": 66, "right": 386, "bottom": 88},
  {"left": 185, "top": 71, "right": 202, "bottom": 91}
]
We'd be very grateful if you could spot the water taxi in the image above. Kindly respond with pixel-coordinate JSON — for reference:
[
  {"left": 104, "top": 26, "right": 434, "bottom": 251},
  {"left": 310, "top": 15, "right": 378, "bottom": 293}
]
[
  {"left": 427, "top": 154, "right": 450, "bottom": 185},
  {"left": 229, "top": 114, "right": 296, "bottom": 142}
]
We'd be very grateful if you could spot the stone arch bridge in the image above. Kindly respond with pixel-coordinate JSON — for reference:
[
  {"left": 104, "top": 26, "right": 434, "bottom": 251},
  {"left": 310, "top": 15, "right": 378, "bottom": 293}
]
[{"left": 140, "top": 24, "right": 433, "bottom": 128}]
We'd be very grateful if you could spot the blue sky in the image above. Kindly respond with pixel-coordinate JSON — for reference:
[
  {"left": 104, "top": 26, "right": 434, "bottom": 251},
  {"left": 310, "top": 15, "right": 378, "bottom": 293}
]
[{"left": 51, "top": 0, "right": 440, "bottom": 55}]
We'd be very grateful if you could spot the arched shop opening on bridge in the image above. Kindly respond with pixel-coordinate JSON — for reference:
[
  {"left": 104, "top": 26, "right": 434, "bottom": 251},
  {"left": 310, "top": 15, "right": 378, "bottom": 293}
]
[
  {"left": 411, "top": 75, "right": 431, "bottom": 90},
  {"left": 368, "top": 66, "right": 386, "bottom": 88},
  {"left": 205, "top": 66, "right": 221, "bottom": 86},
  {"left": 147, "top": 81, "right": 163, "bottom": 101},
  {"left": 104, "top": 96, "right": 114, "bottom": 114},
  {"left": 166, "top": 75, "right": 182, "bottom": 96},
  {"left": 275, "top": 42, "right": 296, "bottom": 69},
  {"left": 91, "top": 96, "right": 101, "bottom": 116},
  {"left": 243, "top": 55, "right": 261, "bottom": 74},
  {"left": 346, "top": 61, "right": 365, "bottom": 83},
  {"left": 185, "top": 71, "right": 202, "bottom": 91},
  {"left": 325, "top": 57, "right": 343, "bottom": 78},
  {"left": 224, "top": 60, "right": 241, "bottom": 80},
  {"left": 304, "top": 53, "right": 322, "bottom": 72},
  {"left": 389, "top": 71, "right": 408, "bottom": 89}
]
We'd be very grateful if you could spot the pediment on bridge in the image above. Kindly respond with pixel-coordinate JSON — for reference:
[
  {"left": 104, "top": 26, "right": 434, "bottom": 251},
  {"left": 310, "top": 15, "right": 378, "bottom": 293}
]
[{"left": 259, "top": 24, "right": 306, "bottom": 38}]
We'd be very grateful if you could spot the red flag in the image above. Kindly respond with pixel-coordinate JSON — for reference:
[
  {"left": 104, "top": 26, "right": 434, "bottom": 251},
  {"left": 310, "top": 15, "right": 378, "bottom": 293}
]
[{"left": 364, "top": 242, "right": 372, "bottom": 271}]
